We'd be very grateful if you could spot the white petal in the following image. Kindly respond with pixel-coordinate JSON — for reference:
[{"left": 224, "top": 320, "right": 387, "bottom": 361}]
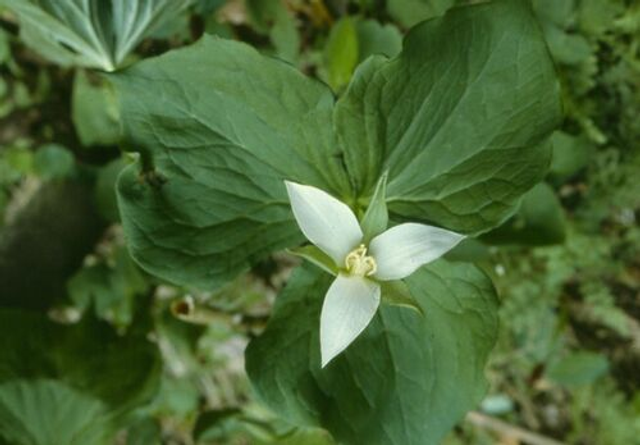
[
  {"left": 320, "top": 275, "right": 380, "bottom": 367},
  {"left": 285, "top": 181, "right": 363, "bottom": 264},
  {"left": 370, "top": 223, "right": 465, "bottom": 281}
]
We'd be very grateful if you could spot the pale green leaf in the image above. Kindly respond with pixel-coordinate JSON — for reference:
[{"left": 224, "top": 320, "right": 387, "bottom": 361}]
[
  {"left": 324, "top": 17, "right": 358, "bottom": 91},
  {"left": 0, "top": 379, "right": 113, "bottom": 445},
  {"left": 0, "top": 0, "right": 193, "bottom": 71},
  {"left": 360, "top": 172, "right": 388, "bottom": 243},
  {"left": 72, "top": 70, "right": 120, "bottom": 147},
  {"left": 380, "top": 279, "right": 423, "bottom": 315},
  {"left": 288, "top": 245, "right": 338, "bottom": 276}
]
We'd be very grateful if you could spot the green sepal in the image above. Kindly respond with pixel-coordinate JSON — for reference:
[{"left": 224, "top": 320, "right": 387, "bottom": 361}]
[
  {"left": 287, "top": 246, "right": 339, "bottom": 276},
  {"left": 380, "top": 280, "right": 424, "bottom": 316},
  {"left": 361, "top": 172, "right": 389, "bottom": 243}
]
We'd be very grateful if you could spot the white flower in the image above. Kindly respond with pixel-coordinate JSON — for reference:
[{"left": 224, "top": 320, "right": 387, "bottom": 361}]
[{"left": 285, "top": 181, "right": 465, "bottom": 367}]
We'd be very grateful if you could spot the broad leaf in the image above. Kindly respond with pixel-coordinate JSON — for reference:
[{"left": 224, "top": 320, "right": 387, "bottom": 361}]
[
  {"left": 481, "top": 182, "right": 566, "bottom": 246},
  {"left": 245, "top": 0, "right": 300, "bottom": 63},
  {"left": 0, "top": 310, "right": 161, "bottom": 412},
  {"left": 335, "top": 0, "right": 562, "bottom": 233},
  {"left": 546, "top": 351, "right": 609, "bottom": 388},
  {"left": 245, "top": 261, "right": 498, "bottom": 445},
  {"left": 379, "top": 280, "right": 423, "bottom": 315},
  {"left": 0, "top": 0, "right": 192, "bottom": 71},
  {"left": 72, "top": 70, "right": 120, "bottom": 147},
  {"left": 33, "top": 144, "right": 75, "bottom": 180},
  {"left": 355, "top": 19, "right": 402, "bottom": 62},
  {"left": 0, "top": 379, "right": 113, "bottom": 445},
  {"left": 387, "top": 0, "right": 454, "bottom": 28},
  {"left": 112, "top": 0, "right": 560, "bottom": 291},
  {"left": 549, "top": 131, "right": 594, "bottom": 180},
  {"left": 112, "top": 36, "right": 349, "bottom": 290}
]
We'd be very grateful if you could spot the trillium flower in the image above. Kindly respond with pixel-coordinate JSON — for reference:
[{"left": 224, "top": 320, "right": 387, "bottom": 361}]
[{"left": 285, "top": 181, "right": 465, "bottom": 367}]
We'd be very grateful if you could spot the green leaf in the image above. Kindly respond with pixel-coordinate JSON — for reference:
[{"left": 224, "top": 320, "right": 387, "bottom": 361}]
[
  {"left": 194, "top": 0, "right": 227, "bottom": 16},
  {"left": 355, "top": 19, "right": 402, "bottom": 62},
  {"left": 95, "top": 157, "right": 127, "bottom": 222},
  {"left": 445, "top": 237, "right": 491, "bottom": 263},
  {"left": 549, "top": 131, "right": 594, "bottom": 180},
  {"left": 246, "top": 0, "right": 300, "bottom": 62},
  {"left": 379, "top": 279, "right": 423, "bottom": 315},
  {"left": 275, "top": 429, "right": 336, "bottom": 445},
  {"left": 72, "top": 70, "right": 120, "bottom": 147},
  {"left": 269, "top": 8, "right": 300, "bottom": 63},
  {"left": 532, "top": 0, "right": 575, "bottom": 26},
  {"left": 33, "top": 144, "right": 75, "bottom": 180},
  {"left": 193, "top": 408, "right": 336, "bottom": 444},
  {"left": 386, "top": 0, "right": 454, "bottom": 28},
  {"left": 577, "top": 0, "right": 624, "bottom": 36},
  {"left": 0, "top": 0, "right": 193, "bottom": 71},
  {"left": 0, "top": 309, "right": 160, "bottom": 444},
  {"left": 542, "top": 26, "right": 593, "bottom": 66},
  {"left": 481, "top": 182, "right": 566, "bottom": 246},
  {"left": 546, "top": 351, "right": 609, "bottom": 388},
  {"left": 0, "top": 310, "right": 161, "bottom": 412},
  {"left": 323, "top": 17, "right": 359, "bottom": 91},
  {"left": 0, "top": 29, "right": 9, "bottom": 65},
  {"left": 335, "top": 0, "right": 562, "bottom": 234},
  {"left": 67, "top": 246, "right": 148, "bottom": 327},
  {"left": 0, "top": 379, "right": 113, "bottom": 445},
  {"left": 288, "top": 245, "right": 338, "bottom": 276},
  {"left": 360, "top": 171, "right": 388, "bottom": 242},
  {"left": 112, "top": 0, "right": 561, "bottom": 292},
  {"left": 126, "top": 418, "right": 162, "bottom": 445},
  {"left": 246, "top": 261, "right": 498, "bottom": 445},
  {"left": 193, "top": 408, "right": 244, "bottom": 443},
  {"left": 112, "top": 36, "right": 349, "bottom": 290}
]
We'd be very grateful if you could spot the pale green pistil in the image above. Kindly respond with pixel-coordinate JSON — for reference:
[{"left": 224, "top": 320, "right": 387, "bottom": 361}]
[{"left": 344, "top": 244, "right": 377, "bottom": 277}]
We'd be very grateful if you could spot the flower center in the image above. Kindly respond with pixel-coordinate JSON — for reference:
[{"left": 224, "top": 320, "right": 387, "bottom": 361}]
[{"left": 344, "top": 244, "right": 377, "bottom": 277}]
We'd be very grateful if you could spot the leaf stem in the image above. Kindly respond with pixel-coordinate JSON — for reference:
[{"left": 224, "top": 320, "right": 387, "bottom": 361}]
[{"left": 466, "top": 411, "right": 566, "bottom": 445}]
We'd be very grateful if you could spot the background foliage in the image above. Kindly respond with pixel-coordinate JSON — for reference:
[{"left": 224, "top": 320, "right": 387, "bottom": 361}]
[{"left": 0, "top": 0, "right": 638, "bottom": 444}]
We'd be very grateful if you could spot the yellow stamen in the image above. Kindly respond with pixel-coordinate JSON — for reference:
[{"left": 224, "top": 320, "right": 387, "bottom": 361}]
[{"left": 344, "top": 244, "right": 377, "bottom": 277}]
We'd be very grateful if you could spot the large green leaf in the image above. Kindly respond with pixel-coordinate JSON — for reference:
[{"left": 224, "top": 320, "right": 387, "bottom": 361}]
[
  {"left": 112, "top": 0, "right": 560, "bottom": 291},
  {"left": 335, "top": 0, "right": 562, "bottom": 233},
  {"left": 0, "top": 310, "right": 161, "bottom": 412},
  {"left": 0, "top": 379, "right": 113, "bottom": 445},
  {"left": 112, "top": 36, "right": 349, "bottom": 290},
  {"left": 386, "top": 0, "right": 455, "bottom": 28},
  {"left": 481, "top": 182, "right": 566, "bottom": 246},
  {"left": 0, "top": 0, "right": 193, "bottom": 71},
  {"left": 245, "top": 262, "right": 498, "bottom": 445}
]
